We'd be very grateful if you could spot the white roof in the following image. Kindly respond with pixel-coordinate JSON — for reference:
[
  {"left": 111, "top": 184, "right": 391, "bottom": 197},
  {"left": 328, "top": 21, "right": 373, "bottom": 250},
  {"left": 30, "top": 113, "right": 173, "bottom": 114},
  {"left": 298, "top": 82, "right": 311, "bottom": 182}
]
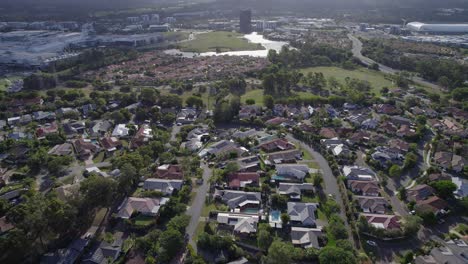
[{"left": 112, "top": 124, "right": 129, "bottom": 137}]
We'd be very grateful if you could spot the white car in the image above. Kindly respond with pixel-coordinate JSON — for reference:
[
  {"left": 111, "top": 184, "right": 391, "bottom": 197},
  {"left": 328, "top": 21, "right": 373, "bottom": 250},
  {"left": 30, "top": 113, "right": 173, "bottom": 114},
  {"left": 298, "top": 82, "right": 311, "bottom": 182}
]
[{"left": 366, "top": 240, "right": 377, "bottom": 247}]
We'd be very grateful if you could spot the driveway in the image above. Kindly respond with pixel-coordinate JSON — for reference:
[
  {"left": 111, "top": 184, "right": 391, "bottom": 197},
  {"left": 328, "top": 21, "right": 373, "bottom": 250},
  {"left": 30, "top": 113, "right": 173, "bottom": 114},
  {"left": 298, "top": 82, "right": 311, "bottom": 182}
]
[
  {"left": 185, "top": 162, "right": 213, "bottom": 251},
  {"left": 347, "top": 34, "right": 443, "bottom": 92},
  {"left": 170, "top": 124, "right": 181, "bottom": 142}
]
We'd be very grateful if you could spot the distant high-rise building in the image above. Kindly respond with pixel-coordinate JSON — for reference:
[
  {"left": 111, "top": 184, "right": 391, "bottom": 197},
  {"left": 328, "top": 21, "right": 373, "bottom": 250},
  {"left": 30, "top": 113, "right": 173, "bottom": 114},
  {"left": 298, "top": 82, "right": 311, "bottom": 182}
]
[{"left": 239, "top": 10, "right": 252, "bottom": 33}]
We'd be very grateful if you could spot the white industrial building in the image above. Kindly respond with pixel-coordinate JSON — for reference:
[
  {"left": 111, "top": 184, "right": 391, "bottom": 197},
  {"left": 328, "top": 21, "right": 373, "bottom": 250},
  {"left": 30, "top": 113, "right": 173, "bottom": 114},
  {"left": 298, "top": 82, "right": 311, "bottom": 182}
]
[{"left": 406, "top": 22, "right": 468, "bottom": 34}]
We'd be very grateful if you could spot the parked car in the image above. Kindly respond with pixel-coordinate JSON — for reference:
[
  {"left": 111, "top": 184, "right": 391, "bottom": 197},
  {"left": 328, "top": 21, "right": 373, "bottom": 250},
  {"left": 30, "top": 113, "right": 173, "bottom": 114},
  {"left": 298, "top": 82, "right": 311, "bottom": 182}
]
[{"left": 366, "top": 240, "right": 377, "bottom": 247}]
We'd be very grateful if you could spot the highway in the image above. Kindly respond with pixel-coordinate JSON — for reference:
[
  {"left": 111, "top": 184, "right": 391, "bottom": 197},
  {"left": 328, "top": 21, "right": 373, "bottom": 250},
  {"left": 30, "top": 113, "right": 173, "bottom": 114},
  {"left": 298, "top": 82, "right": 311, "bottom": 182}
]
[{"left": 347, "top": 34, "right": 443, "bottom": 92}]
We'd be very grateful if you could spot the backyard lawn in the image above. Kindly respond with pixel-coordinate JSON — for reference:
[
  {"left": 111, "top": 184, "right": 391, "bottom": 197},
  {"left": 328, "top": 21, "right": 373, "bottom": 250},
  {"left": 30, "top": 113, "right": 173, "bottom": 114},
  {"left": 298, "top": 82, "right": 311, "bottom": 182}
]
[
  {"left": 133, "top": 215, "right": 155, "bottom": 226},
  {"left": 179, "top": 31, "right": 264, "bottom": 53}
]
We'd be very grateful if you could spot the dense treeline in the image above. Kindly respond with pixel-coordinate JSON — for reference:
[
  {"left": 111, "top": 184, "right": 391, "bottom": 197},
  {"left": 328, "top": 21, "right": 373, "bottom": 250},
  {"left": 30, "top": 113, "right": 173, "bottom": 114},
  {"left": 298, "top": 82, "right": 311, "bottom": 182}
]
[
  {"left": 267, "top": 44, "right": 352, "bottom": 69},
  {"left": 362, "top": 39, "right": 468, "bottom": 90}
]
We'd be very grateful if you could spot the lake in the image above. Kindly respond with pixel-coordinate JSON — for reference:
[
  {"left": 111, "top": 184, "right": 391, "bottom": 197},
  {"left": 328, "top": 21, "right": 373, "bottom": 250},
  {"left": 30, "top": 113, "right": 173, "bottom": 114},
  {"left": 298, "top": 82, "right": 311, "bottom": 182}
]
[{"left": 164, "top": 32, "right": 288, "bottom": 58}]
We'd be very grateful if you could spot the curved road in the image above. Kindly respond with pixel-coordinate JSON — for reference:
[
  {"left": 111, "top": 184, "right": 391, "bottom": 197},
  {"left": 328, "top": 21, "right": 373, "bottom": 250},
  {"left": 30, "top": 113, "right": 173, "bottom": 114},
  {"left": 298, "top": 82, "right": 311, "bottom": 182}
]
[
  {"left": 347, "top": 34, "right": 442, "bottom": 92},
  {"left": 286, "top": 136, "right": 351, "bottom": 236}
]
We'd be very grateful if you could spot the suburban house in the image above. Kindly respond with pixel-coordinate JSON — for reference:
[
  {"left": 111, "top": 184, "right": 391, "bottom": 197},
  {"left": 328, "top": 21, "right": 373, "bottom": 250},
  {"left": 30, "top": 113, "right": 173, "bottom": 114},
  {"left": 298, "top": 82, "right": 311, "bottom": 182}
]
[
  {"left": 290, "top": 227, "right": 323, "bottom": 249},
  {"left": 377, "top": 121, "right": 398, "bottom": 134},
  {"left": 89, "top": 120, "right": 113, "bottom": 138},
  {"left": 278, "top": 183, "right": 314, "bottom": 200},
  {"left": 112, "top": 124, "right": 130, "bottom": 138},
  {"left": 415, "top": 196, "right": 449, "bottom": 215},
  {"left": 371, "top": 146, "right": 404, "bottom": 167},
  {"left": 343, "top": 166, "right": 376, "bottom": 181},
  {"left": 48, "top": 143, "right": 74, "bottom": 156},
  {"left": 184, "top": 127, "right": 210, "bottom": 152},
  {"left": 117, "top": 197, "right": 169, "bottom": 219},
  {"left": 362, "top": 213, "right": 401, "bottom": 230},
  {"left": 266, "top": 149, "right": 303, "bottom": 165},
  {"left": 238, "top": 105, "right": 261, "bottom": 120},
  {"left": 374, "top": 104, "right": 400, "bottom": 115},
  {"left": 348, "top": 181, "right": 380, "bottom": 197},
  {"left": 274, "top": 164, "right": 310, "bottom": 182},
  {"left": 236, "top": 156, "right": 261, "bottom": 172},
  {"left": 153, "top": 164, "right": 184, "bottom": 180},
  {"left": 73, "top": 138, "right": 100, "bottom": 160},
  {"left": 231, "top": 128, "right": 259, "bottom": 139},
  {"left": 407, "top": 185, "right": 435, "bottom": 202},
  {"left": 143, "top": 179, "right": 183, "bottom": 195},
  {"left": 63, "top": 120, "right": 86, "bottom": 138},
  {"left": 388, "top": 139, "right": 409, "bottom": 153},
  {"left": 82, "top": 232, "right": 123, "bottom": 264},
  {"left": 287, "top": 202, "right": 318, "bottom": 227},
  {"left": 228, "top": 172, "right": 260, "bottom": 189},
  {"left": 41, "top": 238, "right": 89, "bottom": 264},
  {"left": 452, "top": 177, "right": 468, "bottom": 198},
  {"left": 433, "top": 152, "right": 466, "bottom": 172},
  {"left": 214, "top": 190, "right": 261, "bottom": 213},
  {"left": 176, "top": 108, "right": 198, "bottom": 124},
  {"left": 36, "top": 122, "right": 59, "bottom": 139},
  {"left": 258, "top": 138, "right": 295, "bottom": 153},
  {"left": 216, "top": 212, "right": 259, "bottom": 235},
  {"left": 319, "top": 128, "right": 338, "bottom": 139},
  {"left": 100, "top": 137, "right": 122, "bottom": 154},
  {"left": 265, "top": 117, "right": 288, "bottom": 126},
  {"left": 33, "top": 111, "right": 56, "bottom": 122},
  {"left": 200, "top": 140, "right": 247, "bottom": 159},
  {"left": 81, "top": 104, "right": 96, "bottom": 117},
  {"left": 130, "top": 124, "right": 153, "bottom": 149},
  {"left": 355, "top": 196, "right": 389, "bottom": 214}
]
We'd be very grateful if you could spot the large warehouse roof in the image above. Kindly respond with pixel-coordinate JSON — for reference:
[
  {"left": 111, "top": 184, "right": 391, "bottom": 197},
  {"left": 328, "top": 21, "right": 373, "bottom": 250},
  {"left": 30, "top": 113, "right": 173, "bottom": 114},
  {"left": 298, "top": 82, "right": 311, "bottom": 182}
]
[{"left": 407, "top": 22, "right": 468, "bottom": 33}]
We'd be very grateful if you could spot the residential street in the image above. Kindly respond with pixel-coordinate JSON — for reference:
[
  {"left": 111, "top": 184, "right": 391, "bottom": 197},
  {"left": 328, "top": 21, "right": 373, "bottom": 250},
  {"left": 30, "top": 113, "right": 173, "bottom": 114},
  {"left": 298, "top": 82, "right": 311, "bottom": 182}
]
[
  {"left": 185, "top": 162, "right": 212, "bottom": 251},
  {"left": 286, "top": 135, "right": 351, "bottom": 233}
]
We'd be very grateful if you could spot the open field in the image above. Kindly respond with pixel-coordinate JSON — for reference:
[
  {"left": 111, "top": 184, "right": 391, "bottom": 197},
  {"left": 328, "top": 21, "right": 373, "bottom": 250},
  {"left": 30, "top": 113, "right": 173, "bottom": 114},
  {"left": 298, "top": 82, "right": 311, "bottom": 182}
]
[
  {"left": 179, "top": 31, "right": 264, "bottom": 53},
  {"left": 301, "top": 66, "right": 394, "bottom": 95},
  {"left": 241, "top": 89, "right": 264, "bottom": 106}
]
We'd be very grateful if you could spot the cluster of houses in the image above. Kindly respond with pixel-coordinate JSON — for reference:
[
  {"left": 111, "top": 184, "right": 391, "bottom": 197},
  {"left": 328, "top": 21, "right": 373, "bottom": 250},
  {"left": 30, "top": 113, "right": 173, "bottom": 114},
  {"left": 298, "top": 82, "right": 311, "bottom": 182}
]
[
  {"left": 342, "top": 165, "right": 401, "bottom": 230},
  {"left": 190, "top": 126, "right": 326, "bottom": 249}
]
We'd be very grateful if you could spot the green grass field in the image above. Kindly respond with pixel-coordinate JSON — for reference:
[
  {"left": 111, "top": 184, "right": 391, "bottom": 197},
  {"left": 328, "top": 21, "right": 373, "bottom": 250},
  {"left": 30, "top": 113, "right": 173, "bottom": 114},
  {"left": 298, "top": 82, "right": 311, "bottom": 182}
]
[
  {"left": 179, "top": 31, "right": 264, "bottom": 53},
  {"left": 241, "top": 89, "right": 264, "bottom": 105},
  {"left": 301, "top": 66, "right": 395, "bottom": 95}
]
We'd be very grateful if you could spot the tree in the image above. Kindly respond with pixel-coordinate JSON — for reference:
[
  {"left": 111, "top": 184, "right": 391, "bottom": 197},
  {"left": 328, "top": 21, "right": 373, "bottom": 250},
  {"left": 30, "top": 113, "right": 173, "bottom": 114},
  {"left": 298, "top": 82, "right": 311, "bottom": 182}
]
[
  {"left": 140, "top": 88, "right": 158, "bottom": 105},
  {"left": 264, "top": 95, "right": 274, "bottom": 109},
  {"left": 257, "top": 228, "right": 272, "bottom": 250},
  {"left": 245, "top": 99, "right": 255, "bottom": 105},
  {"left": 415, "top": 206, "right": 437, "bottom": 225},
  {"left": 389, "top": 165, "right": 402, "bottom": 178},
  {"left": 318, "top": 246, "right": 357, "bottom": 264},
  {"left": 186, "top": 96, "right": 203, "bottom": 108},
  {"left": 402, "top": 215, "right": 422, "bottom": 235},
  {"left": 158, "top": 228, "right": 184, "bottom": 263},
  {"left": 265, "top": 240, "right": 295, "bottom": 264},
  {"left": 430, "top": 180, "right": 457, "bottom": 199},
  {"left": 224, "top": 162, "right": 240, "bottom": 175},
  {"left": 167, "top": 214, "right": 190, "bottom": 234},
  {"left": 80, "top": 175, "right": 117, "bottom": 208},
  {"left": 327, "top": 215, "right": 348, "bottom": 240},
  {"left": 271, "top": 194, "right": 288, "bottom": 210},
  {"left": 403, "top": 152, "right": 418, "bottom": 169},
  {"left": 117, "top": 163, "right": 138, "bottom": 195},
  {"left": 280, "top": 213, "right": 290, "bottom": 226},
  {"left": 312, "top": 173, "right": 323, "bottom": 188}
]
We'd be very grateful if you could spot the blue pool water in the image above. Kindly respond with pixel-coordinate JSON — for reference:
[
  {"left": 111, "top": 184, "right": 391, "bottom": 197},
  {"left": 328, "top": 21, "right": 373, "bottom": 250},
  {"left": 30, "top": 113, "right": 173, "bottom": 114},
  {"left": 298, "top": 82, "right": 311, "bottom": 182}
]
[{"left": 270, "top": 210, "right": 280, "bottom": 221}]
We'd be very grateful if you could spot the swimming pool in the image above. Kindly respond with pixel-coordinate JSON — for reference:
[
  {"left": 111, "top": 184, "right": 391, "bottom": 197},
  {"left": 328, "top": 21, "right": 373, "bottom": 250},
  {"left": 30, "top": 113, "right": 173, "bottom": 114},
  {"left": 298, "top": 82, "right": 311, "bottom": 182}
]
[{"left": 270, "top": 210, "right": 280, "bottom": 221}]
